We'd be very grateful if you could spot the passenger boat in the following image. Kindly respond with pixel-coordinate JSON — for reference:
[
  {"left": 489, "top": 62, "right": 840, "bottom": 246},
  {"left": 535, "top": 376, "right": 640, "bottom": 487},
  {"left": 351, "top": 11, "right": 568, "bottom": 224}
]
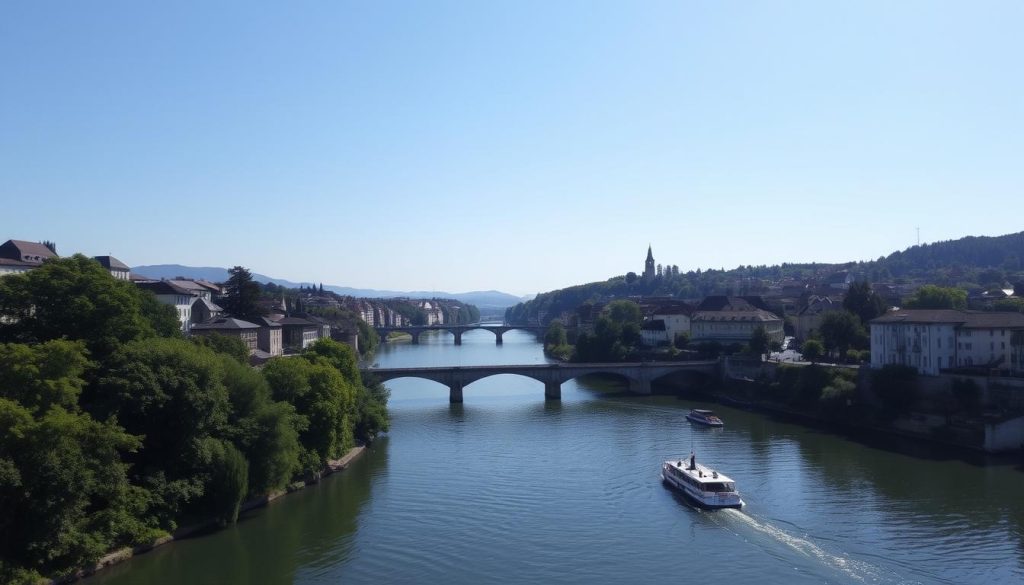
[
  {"left": 686, "top": 409, "right": 724, "bottom": 426},
  {"left": 662, "top": 457, "right": 743, "bottom": 509}
]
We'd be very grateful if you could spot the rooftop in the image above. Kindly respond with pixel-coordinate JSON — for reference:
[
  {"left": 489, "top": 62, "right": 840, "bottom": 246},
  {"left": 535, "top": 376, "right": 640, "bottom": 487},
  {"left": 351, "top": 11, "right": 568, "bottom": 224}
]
[
  {"left": 93, "top": 255, "right": 130, "bottom": 271},
  {"left": 0, "top": 239, "right": 58, "bottom": 266},
  {"left": 870, "top": 309, "right": 1024, "bottom": 328},
  {"left": 192, "top": 317, "right": 260, "bottom": 330}
]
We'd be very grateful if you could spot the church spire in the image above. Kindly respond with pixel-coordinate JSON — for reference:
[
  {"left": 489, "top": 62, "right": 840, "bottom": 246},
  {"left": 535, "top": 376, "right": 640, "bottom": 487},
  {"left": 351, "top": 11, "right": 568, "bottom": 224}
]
[{"left": 644, "top": 245, "right": 655, "bottom": 279}]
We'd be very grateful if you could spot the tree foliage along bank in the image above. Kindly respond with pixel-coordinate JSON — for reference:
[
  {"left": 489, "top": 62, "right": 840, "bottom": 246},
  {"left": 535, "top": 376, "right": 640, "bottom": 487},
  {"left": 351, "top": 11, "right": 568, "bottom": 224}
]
[{"left": 0, "top": 256, "right": 389, "bottom": 584}]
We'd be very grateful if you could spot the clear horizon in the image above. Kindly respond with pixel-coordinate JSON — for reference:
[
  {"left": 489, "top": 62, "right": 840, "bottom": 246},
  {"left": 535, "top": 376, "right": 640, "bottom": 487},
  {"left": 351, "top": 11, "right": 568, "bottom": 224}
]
[{"left": 3, "top": 1, "right": 1022, "bottom": 296}]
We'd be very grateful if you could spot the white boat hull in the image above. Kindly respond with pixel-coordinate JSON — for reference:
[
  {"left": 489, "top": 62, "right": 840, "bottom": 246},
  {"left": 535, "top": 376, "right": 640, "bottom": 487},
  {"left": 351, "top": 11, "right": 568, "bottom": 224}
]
[{"left": 662, "top": 465, "right": 743, "bottom": 509}]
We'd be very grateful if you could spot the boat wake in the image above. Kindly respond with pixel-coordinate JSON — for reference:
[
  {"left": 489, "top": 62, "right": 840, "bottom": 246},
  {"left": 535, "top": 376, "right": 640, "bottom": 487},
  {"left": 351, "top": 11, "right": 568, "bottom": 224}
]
[{"left": 717, "top": 509, "right": 916, "bottom": 585}]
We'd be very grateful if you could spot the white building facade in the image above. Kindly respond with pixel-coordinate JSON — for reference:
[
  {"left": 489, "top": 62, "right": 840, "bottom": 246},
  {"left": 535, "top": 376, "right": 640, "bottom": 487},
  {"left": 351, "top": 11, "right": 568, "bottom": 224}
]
[{"left": 869, "top": 310, "right": 1024, "bottom": 375}]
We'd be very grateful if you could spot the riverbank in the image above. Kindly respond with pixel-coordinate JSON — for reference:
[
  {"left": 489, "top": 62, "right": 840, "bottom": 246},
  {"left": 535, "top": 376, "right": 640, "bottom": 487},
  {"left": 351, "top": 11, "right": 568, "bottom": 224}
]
[
  {"left": 704, "top": 360, "right": 1024, "bottom": 455},
  {"left": 54, "top": 446, "right": 367, "bottom": 585}
]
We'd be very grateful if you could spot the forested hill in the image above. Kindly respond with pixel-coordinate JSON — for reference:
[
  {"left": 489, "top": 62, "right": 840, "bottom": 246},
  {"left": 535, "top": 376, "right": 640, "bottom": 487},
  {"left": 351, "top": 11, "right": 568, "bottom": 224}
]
[
  {"left": 869, "top": 231, "right": 1024, "bottom": 281},
  {"left": 505, "top": 231, "right": 1024, "bottom": 325}
]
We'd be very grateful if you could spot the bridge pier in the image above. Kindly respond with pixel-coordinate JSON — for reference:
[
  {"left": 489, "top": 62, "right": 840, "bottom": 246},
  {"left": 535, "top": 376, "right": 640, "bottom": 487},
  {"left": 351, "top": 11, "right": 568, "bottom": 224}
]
[
  {"left": 410, "top": 331, "right": 420, "bottom": 345},
  {"left": 629, "top": 379, "right": 651, "bottom": 395},
  {"left": 544, "top": 381, "right": 561, "bottom": 401},
  {"left": 454, "top": 331, "right": 462, "bottom": 346},
  {"left": 495, "top": 331, "right": 503, "bottom": 345},
  {"left": 449, "top": 383, "right": 464, "bottom": 404}
]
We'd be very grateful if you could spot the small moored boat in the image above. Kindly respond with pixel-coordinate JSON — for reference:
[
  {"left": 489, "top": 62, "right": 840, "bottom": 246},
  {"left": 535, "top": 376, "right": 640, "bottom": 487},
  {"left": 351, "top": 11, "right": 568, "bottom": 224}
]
[
  {"left": 686, "top": 409, "right": 724, "bottom": 426},
  {"left": 662, "top": 455, "right": 743, "bottom": 509}
]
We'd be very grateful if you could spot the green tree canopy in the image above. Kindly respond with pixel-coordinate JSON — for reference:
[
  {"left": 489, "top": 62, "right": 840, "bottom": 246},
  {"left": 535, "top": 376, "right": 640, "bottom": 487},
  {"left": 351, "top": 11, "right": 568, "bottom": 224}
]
[
  {"left": 843, "top": 280, "right": 887, "bottom": 325},
  {"left": 222, "top": 266, "right": 264, "bottom": 321},
  {"left": 192, "top": 332, "right": 250, "bottom": 365},
  {"left": 0, "top": 255, "right": 166, "bottom": 357},
  {"left": 903, "top": 285, "right": 968, "bottom": 310},
  {"left": 0, "top": 340, "right": 90, "bottom": 413},
  {"left": 748, "top": 325, "right": 770, "bottom": 357},
  {"left": 801, "top": 339, "right": 825, "bottom": 363},
  {"left": 89, "top": 338, "right": 235, "bottom": 524},
  {"left": 819, "top": 311, "right": 868, "bottom": 358},
  {"left": 0, "top": 399, "right": 148, "bottom": 579},
  {"left": 544, "top": 322, "right": 568, "bottom": 347},
  {"left": 992, "top": 297, "right": 1024, "bottom": 313}
]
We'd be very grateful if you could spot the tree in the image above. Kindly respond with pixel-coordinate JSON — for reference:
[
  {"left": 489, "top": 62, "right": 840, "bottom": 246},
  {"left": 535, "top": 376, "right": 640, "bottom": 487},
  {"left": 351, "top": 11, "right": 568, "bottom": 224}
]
[
  {"left": 748, "top": 325, "right": 769, "bottom": 358},
  {"left": 625, "top": 272, "right": 638, "bottom": 284},
  {"left": 903, "top": 285, "right": 967, "bottom": 310},
  {"left": 0, "top": 340, "right": 90, "bottom": 413},
  {"left": 544, "top": 322, "right": 567, "bottom": 347},
  {"left": 992, "top": 297, "right": 1024, "bottom": 313},
  {"left": 606, "top": 300, "right": 642, "bottom": 325},
  {"left": 843, "top": 280, "right": 886, "bottom": 325},
  {"left": 674, "top": 331, "right": 690, "bottom": 349},
  {"left": 192, "top": 333, "right": 250, "bottom": 364},
  {"left": 871, "top": 364, "right": 918, "bottom": 414},
  {"left": 801, "top": 339, "right": 824, "bottom": 363},
  {"left": 263, "top": 353, "right": 356, "bottom": 473},
  {"left": 222, "top": 266, "right": 263, "bottom": 321},
  {"left": 0, "top": 255, "right": 164, "bottom": 357},
  {"left": 89, "top": 338, "right": 235, "bottom": 525},
  {"left": 0, "top": 399, "right": 148, "bottom": 578},
  {"left": 819, "top": 311, "right": 868, "bottom": 359}
]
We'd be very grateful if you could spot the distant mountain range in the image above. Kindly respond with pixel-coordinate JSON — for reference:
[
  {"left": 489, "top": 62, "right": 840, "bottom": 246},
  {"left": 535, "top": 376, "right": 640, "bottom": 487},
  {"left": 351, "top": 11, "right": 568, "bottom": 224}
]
[{"left": 130, "top": 264, "right": 528, "bottom": 309}]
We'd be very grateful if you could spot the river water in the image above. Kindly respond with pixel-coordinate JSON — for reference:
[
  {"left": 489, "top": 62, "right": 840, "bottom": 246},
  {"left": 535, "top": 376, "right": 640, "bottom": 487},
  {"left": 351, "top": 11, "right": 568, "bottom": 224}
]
[{"left": 85, "top": 329, "right": 1024, "bottom": 584}]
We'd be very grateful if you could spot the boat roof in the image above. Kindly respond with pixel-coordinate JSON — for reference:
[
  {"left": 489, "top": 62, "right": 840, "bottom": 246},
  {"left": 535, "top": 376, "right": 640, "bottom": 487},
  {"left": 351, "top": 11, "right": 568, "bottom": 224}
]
[{"left": 665, "top": 459, "right": 735, "bottom": 484}]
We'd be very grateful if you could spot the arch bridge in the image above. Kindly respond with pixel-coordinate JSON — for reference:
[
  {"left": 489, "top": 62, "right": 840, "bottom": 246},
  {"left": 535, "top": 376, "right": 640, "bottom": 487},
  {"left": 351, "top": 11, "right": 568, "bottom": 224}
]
[
  {"left": 375, "top": 324, "right": 546, "bottom": 345},
  {"left": 360, "top": 360, "right": 720, "bottom": 403}
]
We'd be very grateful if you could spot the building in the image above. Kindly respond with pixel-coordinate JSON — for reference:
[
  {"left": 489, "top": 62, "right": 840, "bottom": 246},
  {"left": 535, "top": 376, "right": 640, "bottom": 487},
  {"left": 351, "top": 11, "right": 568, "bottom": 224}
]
[
  {"left": 190, "top": 317, "right": 260, "bottom": 354},
  {"left": 793, "top": 296, "right": 842, "bottom": 341},
  {"left": 164, "top": 279, "right": 219, "bottom": 301},
  {"left": 643, "top": 245, "right": 655, "bottom": 280},
  {"left": 417, "top": 300, "right": 445, "bottom": 325},
  {"left": 869, "top": 310, "right": 1024, "bottom": 376},
  {"left": 252, "top": 316, "right": 283, "bottom": 358},
  {"left": 689, "top": 296, "right": 784, "bottom": 345},
  {"left": 135, "top": 280, "right": 198, "bottom": 333},
  {"left": 640, "top": 319, "right": 669, "bottom": 346},
  {"left": 649, "top": 302, "right": 693, "bottom": 345},
  {"left": 278, "top": 316, "right": 321, "bottom": 351},
  {"left": 93, "top": 255, "right": 131, "bottom": 280},
  {"left": 190, "top": 297, "right": 224, "bottom": 326},
  {"left": 0, "top": 239, "right": 57, "bottom": 276}
]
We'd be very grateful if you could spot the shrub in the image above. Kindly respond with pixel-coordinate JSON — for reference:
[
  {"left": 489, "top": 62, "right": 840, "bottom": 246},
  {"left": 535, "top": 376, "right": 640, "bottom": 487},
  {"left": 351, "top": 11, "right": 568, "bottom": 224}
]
[{"left": 871, "top": 365, "right": 919, "bottom": 414}]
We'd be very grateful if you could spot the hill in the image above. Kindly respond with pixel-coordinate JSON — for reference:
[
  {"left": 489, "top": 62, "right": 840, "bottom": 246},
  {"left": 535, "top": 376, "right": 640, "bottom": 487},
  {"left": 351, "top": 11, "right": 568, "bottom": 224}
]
[
  {"left": 130, "top": 265, "right": 523, "bottom": 309},
  {"left": 505, "top": 231, "right": 1024, "bottom": 325}
]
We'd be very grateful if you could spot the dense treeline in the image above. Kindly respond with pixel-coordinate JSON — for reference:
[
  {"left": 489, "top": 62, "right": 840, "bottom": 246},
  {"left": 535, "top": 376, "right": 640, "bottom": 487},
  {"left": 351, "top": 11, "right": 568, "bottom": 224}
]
[
  {"left": 506, "top": 232, "right": 1024, "bottom": 326},
  {"left": 0, "top": 256, "right": 389, "bottom": 583}
]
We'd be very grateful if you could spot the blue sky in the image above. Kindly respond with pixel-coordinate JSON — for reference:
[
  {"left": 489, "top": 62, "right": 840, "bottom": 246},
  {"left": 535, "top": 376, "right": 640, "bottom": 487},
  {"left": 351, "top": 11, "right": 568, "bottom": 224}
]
[{"left": 2, "top": 1, "right": 1021, "bottom": 296}]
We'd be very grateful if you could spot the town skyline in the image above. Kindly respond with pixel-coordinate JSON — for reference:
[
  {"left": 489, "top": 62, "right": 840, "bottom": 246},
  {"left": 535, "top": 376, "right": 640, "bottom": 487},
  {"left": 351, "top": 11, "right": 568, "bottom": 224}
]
[{"left": 4, "top": 2, "right": 1022, "bottom": 295}]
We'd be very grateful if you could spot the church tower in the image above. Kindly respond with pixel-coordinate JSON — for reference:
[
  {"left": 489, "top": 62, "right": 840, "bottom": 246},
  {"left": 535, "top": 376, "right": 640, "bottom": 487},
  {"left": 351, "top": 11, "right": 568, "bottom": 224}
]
[{"left": 643, "top": 245, "right": 655, "bottom": 279}]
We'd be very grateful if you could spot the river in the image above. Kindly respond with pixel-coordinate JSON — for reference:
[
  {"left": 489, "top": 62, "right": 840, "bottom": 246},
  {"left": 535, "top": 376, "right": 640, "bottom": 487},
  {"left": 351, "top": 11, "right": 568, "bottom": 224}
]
[{"left": 85, "top": 328, "right": 1024, "bottom": 584}]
